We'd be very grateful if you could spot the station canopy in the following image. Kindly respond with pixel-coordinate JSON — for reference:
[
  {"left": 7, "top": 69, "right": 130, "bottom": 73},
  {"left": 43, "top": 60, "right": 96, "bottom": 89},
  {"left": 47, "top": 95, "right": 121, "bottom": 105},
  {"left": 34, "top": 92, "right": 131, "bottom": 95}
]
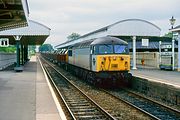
[
  {"left": 56, "top": 19, "right": 161, "bottom": 49},
  {"left": 171, "top": 25, "right": 180, "bottom": 32},
  {"left": 0, "top": 20, "right": 50, "bottom": 45},
  {"left": 0, "top": 0, "right": 29, "bottom": 31}
]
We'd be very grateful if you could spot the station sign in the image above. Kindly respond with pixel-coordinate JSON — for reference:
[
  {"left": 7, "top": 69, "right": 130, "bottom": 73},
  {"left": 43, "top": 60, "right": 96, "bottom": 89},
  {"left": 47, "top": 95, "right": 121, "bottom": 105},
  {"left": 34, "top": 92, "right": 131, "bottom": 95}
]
[
  {"left": 160, "top": 44, "right": 172, "bottom": 57},
  {"left": 142, "top": 39, "right": 149, "bottom": 46},
  {"left": 161, "top": 52, "right": 172, "bottom": 56},
  {"left": 161, "top": 44, "right": 172, "bottom": 49}
]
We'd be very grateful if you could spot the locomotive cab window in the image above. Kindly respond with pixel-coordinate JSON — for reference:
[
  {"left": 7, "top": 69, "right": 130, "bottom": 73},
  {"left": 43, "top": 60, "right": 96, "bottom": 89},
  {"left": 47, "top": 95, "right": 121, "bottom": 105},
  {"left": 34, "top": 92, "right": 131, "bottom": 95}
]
[
  {"left": 68, "top": 50, "right": 72, "bottom": 56},
  {"left": 92, "top": 46, "right": 98, "bottom": 54},
  {"left": 99, "top": 45, "right": 113, "bottom": 54},
  {"left": 114, "top": 45, "right": 129, "bottom": 54},
  {"left": 93, "top": 44, "right": 128, "bottom": 55}
]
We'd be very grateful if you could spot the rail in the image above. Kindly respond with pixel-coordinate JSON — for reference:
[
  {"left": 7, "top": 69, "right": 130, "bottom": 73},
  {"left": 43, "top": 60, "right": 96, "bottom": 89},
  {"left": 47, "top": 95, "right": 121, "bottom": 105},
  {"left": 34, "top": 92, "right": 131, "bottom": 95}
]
[
  {"left": 40, "top": 57, "right": 116, "bottom": 120},
  {"left": 103, "top": 89, "right": 180, "bottom": 120}
]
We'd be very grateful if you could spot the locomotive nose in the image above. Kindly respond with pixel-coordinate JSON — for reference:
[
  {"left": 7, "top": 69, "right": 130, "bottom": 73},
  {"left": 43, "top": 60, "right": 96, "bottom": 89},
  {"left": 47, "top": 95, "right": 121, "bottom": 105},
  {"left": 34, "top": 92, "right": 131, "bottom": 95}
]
[{"left": 98, "top": 55, "right": 130, "bottom": 72}]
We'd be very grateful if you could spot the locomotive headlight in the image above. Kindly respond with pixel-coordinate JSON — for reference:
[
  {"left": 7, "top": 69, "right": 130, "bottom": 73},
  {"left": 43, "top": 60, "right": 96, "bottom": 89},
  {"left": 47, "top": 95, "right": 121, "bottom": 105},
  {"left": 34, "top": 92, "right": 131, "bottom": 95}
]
[
  {"left": 113, "top": 56, "right": 116, "bottom": 60},
  {"left": 125, "top": 61, "right": 128, "bottom": 69},
  {"left": 121, "top": 57, "right": 124, "bottom": 61}
]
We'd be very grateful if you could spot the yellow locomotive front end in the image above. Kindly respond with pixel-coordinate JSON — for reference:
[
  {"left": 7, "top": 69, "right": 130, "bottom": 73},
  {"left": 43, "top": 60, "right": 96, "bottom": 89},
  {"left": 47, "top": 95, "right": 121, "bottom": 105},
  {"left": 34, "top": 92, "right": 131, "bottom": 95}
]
[
  {"left": 89, "top": 37, "right": 132, "bottom": 87},
  {"left": 96, "top": 54, "right": 130, "bottom": 72}
]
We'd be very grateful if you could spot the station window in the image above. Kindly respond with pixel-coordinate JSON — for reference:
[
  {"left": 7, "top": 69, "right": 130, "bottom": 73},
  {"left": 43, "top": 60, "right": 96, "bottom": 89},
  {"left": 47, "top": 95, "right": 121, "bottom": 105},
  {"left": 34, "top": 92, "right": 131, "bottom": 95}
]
[
  {"left": 68, "top": 50, "right": 72, "bottom": 56},
  {"left": 1, "top": 41, "right": 3, "bottom": 45},
  {"left": 0, "top": 38, "right": 9, "bottom": 47},
  {"left": 93, "top": 46, "right": 99, "bottom": 54}
]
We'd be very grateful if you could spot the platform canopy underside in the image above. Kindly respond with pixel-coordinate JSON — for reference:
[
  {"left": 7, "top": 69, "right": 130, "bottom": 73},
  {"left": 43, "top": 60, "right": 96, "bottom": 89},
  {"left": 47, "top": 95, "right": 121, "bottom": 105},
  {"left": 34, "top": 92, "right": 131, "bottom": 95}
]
[{"left": 0, "top": 0, "right": 29, "bottom": 31}]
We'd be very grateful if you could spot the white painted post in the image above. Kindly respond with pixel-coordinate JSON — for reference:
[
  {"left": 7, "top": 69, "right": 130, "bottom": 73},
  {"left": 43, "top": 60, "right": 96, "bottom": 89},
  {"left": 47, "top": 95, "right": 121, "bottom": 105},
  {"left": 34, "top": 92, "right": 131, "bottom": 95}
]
[
  {"left": 132, "top": 36, "right": 137, "bottom": 69},
  {"left": 13, "top": 35, "right": 23, "bottom": 72},
  {"left": 172, "top": 38, "right": 175, "bottom": 70},
  {"left": 178, "top": 33, "right": 180, "bottom": 71},
  {"left": 159, "top": 41, "right": 161, "bottom": 65}
]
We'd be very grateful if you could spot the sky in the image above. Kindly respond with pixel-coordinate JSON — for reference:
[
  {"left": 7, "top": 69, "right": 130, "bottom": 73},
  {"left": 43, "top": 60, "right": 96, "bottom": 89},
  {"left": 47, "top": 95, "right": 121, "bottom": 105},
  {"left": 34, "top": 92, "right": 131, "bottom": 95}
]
[{"left": 28, "top": 0, "right": 180, "bottom": 47}]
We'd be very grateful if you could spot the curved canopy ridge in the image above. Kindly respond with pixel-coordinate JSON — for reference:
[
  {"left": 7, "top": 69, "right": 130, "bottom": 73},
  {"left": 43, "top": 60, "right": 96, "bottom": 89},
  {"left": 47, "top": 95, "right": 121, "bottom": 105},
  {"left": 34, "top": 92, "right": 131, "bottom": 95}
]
[
  {"left": 107, "top": 19, "right": 161, "bottom": 36},
  {"left": 56, "top": 19, "right": 161, "bottom": 49},
  {"left": 0, "top": 20, "right": 50, "bottom": 45}
]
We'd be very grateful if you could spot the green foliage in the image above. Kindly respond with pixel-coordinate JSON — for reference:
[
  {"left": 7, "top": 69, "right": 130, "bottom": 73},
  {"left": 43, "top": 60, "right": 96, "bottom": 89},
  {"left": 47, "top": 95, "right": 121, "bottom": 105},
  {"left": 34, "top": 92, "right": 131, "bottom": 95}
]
[
  {"left": 163, "top": 32, "right": 173, "bottom": 38},
  {"left": 67, "top": 33, "right": 81, "bottom": 41},
  {"left": 39, "top": 44, "right": 54, "bottom": 52},
  {"left": 0, "top": 46, "right": 16, "bottom": 53}
]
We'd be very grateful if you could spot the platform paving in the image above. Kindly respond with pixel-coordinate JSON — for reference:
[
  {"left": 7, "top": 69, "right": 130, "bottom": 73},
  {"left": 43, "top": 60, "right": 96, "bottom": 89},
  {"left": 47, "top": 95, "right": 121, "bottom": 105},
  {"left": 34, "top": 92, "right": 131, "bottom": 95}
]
[
  {"left": 0, "top": 56, "right": 62, "bottom": 120},
  {"left": 131, "top": 67, "right": 180, "bottom": 88}
]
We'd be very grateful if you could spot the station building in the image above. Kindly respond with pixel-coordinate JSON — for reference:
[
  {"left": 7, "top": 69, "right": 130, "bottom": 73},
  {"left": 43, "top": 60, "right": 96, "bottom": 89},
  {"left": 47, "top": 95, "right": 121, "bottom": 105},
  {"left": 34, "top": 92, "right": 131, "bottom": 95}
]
[
  {"left": 0, "top": 20, "right": 50, "bottom": 71},
  {"left": 56, "top": 19, "right": 177, "bottom": 70},
  {"left": 171, "top": 25, "right": 180, "bottom": 71}
]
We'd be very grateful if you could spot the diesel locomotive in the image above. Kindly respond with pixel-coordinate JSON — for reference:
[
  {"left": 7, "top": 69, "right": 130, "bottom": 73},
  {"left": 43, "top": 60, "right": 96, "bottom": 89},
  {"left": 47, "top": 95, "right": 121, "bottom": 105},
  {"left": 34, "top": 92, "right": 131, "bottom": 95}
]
[{"left": 42, "top": 36, "right": 132, "bottom": 87}]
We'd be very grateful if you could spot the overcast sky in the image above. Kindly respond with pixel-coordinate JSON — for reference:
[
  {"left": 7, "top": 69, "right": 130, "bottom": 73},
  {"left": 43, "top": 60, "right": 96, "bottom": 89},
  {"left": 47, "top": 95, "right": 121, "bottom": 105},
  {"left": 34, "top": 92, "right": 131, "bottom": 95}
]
[{"left": 28, "top": 0, "right": 180, "bottom": 46}]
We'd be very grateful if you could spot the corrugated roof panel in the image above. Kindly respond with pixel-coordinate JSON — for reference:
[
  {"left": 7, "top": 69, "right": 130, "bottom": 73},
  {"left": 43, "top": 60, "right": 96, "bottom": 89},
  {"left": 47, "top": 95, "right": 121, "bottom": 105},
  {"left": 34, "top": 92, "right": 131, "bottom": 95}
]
[
  {"left": 0, "top": 20, "right": 50, "bottom": 36},
  {"left": 0, "top": 0, "right": 29, "bottom": 31}
]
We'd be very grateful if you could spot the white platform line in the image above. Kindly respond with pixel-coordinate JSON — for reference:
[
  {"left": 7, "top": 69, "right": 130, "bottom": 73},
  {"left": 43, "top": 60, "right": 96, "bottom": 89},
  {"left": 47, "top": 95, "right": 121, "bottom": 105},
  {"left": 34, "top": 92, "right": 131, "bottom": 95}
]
[{"left": 38, "top": 56, "right": 67, "bottom": 120}]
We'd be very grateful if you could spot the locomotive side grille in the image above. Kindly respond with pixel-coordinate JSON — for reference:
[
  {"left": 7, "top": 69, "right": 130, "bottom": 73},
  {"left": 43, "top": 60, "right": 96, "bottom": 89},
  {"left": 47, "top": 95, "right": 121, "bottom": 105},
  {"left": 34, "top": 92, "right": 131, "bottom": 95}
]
[{"left": 111, "top": 64, "right": 118, "bottom": 68}]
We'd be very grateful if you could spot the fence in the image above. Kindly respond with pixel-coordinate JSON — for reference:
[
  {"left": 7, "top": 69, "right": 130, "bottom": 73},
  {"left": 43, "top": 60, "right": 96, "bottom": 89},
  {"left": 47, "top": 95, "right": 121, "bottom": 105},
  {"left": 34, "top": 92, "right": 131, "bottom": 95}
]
[
  {"left": 130, "top": 52, "right": 178, "bottom": 69},
  {"left": 0, "top": 52, "right": 16, "bottom": 70}
]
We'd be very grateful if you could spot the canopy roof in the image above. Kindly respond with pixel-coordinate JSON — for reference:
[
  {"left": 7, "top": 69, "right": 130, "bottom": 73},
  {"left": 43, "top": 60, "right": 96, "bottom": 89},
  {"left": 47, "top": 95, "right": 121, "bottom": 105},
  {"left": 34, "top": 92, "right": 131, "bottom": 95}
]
[
  {"left": 56, "top": 19, "right": 161, "bottom": 49},
  {"left": 0, "top": 20, "right": 50, "bottom": 45},
  {"left": 0, "top": 0, "right": 29, "bottom": 31},
  {"left": 170, "top": 25, "right": 180, "bottom": 32}
]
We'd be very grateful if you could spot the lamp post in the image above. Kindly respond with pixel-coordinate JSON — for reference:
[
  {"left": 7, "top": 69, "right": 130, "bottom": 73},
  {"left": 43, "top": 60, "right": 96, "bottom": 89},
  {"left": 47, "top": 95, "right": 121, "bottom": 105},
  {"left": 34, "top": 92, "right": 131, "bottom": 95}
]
[
  {"left": 169, "top": 16, "right": 176, "bottom": 29},
  {"left": 169, "top": 16, "right": 176, "bottom": 70}
]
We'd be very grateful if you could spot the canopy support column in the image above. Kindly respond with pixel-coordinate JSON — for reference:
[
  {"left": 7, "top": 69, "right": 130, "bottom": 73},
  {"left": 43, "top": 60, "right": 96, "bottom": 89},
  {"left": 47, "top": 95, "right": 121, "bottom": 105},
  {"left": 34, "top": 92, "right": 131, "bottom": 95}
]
[
  {"left": 178, "top": 33, "right": 180, "bottom": 71},
  {"left": 24, "top": 45, "right": 28, "bottom": 63},
  {"left": 21, "top": 44, "right": 24, "bottom": 65},
  {"left": 132, "top": 36, "right": 137, "bottom": 70},
  {"left": 14, "top": 35, "right": 23, "bottom": 72}
]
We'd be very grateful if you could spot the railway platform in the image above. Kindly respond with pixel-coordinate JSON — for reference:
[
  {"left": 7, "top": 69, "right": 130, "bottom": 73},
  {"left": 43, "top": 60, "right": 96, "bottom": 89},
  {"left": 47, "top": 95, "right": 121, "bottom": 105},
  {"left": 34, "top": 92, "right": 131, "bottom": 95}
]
[
  {"left": 0, "top": 55, "right": 65, "bottom": 120},
  {"left": 130, "top": 65, "right": 180, "bottom": 108},
  {"left": 131, "top": 66, "right": 180, "bottom": 88}
]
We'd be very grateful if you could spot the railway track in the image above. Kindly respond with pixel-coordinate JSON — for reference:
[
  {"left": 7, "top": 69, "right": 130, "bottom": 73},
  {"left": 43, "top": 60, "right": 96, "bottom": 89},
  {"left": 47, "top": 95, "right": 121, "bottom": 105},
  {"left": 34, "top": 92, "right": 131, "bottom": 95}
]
[
  {"left": 104, "top": 89, "right": 180, "bottom": 120},
  {"left": 40, "top": 57, "right": 116, "bottom": 120},
  {"left": 40, "top": 56, "right": 180, "bottom": 120}
]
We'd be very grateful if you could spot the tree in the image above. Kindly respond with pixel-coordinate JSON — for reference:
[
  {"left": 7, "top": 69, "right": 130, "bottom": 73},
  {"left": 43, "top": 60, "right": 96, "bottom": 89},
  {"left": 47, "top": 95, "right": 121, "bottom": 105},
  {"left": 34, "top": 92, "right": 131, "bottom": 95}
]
[
  {"left": 0, "top": 45, "right": 16, "bottom": 53},
  {"left": 163, "top": 32, "right": 173, "bottom": 38},
  {"left": 39, "top": 44, "right": 53, "bottom": 52},
  {"left": 67, "top": 33, "right": 81, "bottom": 41}
]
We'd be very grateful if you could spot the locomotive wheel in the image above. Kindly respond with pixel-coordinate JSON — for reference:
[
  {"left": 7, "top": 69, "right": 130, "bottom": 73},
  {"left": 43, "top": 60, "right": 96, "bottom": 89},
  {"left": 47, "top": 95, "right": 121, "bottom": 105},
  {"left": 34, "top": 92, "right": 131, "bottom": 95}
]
[{"left": 87, "top": 72, "right": 96, "bottom": 85}]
